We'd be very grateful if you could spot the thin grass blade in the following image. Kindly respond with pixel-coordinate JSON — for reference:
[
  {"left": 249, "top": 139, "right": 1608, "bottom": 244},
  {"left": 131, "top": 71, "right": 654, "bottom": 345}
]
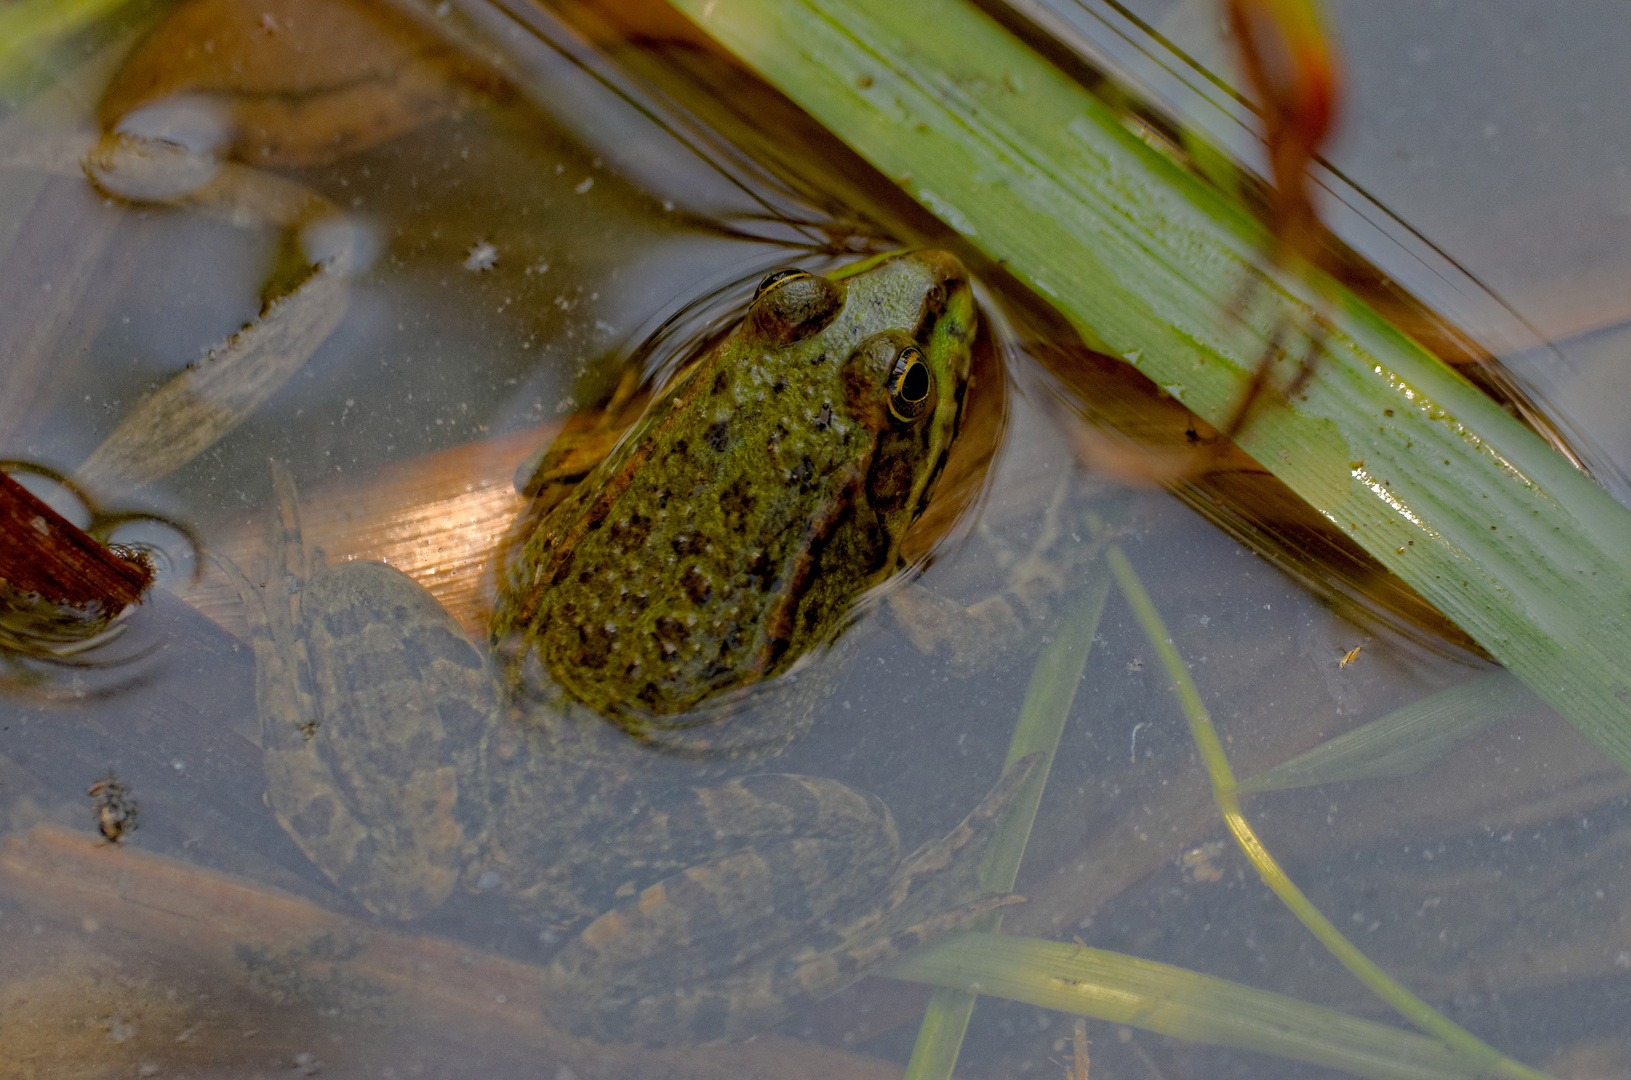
[
  {"left": 905, "top": 565, "right": 1111, "bottom": 1080},
  {"left": 891, "top": 932, "right": 1497, "bottom": 1080},
  {"left": 1236, "top": 670, "right": 1541, "bottom": 794},
  {"left": 1107, "top": 544, "right": 1548, "bottom": 1080}
]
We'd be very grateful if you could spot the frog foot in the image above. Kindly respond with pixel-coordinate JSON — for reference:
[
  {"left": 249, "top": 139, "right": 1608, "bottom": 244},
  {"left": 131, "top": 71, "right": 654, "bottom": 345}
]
[
  {"left": 891, "top": 467, "right": 1110, "bottom": 673},
  {"left": 542, "top": 752, "right": 1040, "bottom": 1045}
]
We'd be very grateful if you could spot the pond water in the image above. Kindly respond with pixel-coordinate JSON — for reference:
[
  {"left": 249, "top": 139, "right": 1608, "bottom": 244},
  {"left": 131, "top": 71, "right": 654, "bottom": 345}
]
[{"left": 1, "top": 2, "right": 1627, "bottom": 1078}]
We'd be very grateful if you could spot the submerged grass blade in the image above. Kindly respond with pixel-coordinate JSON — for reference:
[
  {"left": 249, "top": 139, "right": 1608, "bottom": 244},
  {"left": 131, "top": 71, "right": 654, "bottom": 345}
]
[
  {"left": 1107, "top": 545, "right": 1550, "bottom": 1080},
  {"left": 904, "top": 565, "right": 1111, "bottom": 1080},
  {"left": 664, "top": 0, "right": 1631, "bottom": 775},
  {"left": 1236, "top": 670, "right": 1540, "bottom": 794},
  {"left": 892, "top": 932, "right": 1490, "bottom": 1080},
  {"left": 980, "top": 562, "right": 1112, "bottom": 889}
]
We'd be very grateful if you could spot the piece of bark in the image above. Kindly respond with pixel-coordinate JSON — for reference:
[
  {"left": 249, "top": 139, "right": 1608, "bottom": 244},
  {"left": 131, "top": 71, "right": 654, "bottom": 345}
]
[{"left": 0, "top": 469, "right": 151, "bottom": 609}]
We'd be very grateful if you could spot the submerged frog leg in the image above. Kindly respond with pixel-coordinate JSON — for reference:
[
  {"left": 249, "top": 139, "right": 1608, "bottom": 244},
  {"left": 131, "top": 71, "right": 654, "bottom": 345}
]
[
  {"left": 538, "top": 774, "right": 898, "bottom": 1032},
  {"left": 544, "top": 753, "right": 1039, "bottom": 1045},
  {"left": 891, "top": 469, "right": 1109, "bottom": 673},
  {"left": 223, "top": 464, "right": 498, "bottom": 921},
  {"left": 579, "top": 773, "right": 900, "bottom": 904},
  {"left": 211, "top": 467, "right": 320, "bottom": 744}
]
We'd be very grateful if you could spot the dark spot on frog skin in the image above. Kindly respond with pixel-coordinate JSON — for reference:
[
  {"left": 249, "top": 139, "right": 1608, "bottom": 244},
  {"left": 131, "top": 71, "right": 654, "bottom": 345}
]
[
  {"left": 577, "top": 621, "right": 615, "bottom": 668},
  {"left": 705, "top": 420, "right": 731, "bottom": 452},
  {"left": 289, "top": 792, "right": 340, "bottom": 839},
  {"left": 745, "top": 550, "right": 776, "bottom": 590},
  {"left": 400, "top": 622, "right": 485, "bottom": 672},
  {"left": 720, "top": 479, "right": 756, "bottom": 533},
  {"left": 680, "top": 565, "right": 712, "bottom": 605},
  {"left": 672, "top": 534, "right": 705, "bottom": 557},
  {"left": 772, "top": 378, "right": 787, "bottom": 394},
  {"left": 653, "top": 615, "right": 689, "bottom": 652},
  {"left": 814, "top": 403, "right": 833, "bottom": 431},
  {"left": 609, "top": 512, "right": 652, "bottom": 553},
  {"left": 712, "top": 370, "right": 730, "bottom": 394},
  {"left": 788, "top": 455, "right": 816, "bottom": 493},
  {"left": 801, "top": 602, "right": 823, "bottom": 632},
  {"left": 436, "top": 695, "right": 488, "bottom": 732}
]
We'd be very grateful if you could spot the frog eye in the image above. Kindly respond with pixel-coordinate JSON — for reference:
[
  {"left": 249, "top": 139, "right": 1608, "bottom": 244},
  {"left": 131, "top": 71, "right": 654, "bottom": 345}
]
[
  {"left": 887, "top": 346, "right": 934, "bottom": 423},
  {"left": 754, "top": 268, "right": 812, "bottom": 301},
  {"left": 749, "top": 268, "right": 844, "bottom": 345}
]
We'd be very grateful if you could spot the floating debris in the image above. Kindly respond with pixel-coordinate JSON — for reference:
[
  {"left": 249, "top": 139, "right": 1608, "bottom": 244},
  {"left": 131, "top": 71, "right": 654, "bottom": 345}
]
[
  {"left": 87, "top": 771, "right": 140, "bottom": 844},
  {"left": 0, "top": 466, "right": 153, "bottom": 667}
]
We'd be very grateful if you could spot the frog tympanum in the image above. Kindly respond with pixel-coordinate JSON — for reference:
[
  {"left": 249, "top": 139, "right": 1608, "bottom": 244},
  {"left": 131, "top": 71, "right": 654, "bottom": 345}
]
[{"left": 226, "top": 250, "right": 1034, "bottom": 1044}]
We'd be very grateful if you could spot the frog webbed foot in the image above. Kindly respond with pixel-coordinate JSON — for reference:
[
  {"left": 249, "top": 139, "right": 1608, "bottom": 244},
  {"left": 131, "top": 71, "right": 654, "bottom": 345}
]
[{"left": 543, "top": 754, "right": 1039, "bottom": 1045}]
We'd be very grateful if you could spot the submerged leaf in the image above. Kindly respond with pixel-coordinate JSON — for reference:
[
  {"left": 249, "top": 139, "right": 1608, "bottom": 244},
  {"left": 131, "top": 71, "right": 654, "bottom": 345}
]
[
  {"left": 76, "top": 247, "right": 351, "bottom": 493},
  {"left": 889, "top": 933, "right": 1488, "bottom": 1080},
  {"left": 1236, "top": 671, "right": 1542, "bottom": 794}
]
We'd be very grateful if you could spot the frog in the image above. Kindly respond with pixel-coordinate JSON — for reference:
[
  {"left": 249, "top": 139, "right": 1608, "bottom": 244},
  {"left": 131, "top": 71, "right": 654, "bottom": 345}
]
[{"left": 220, "top": 249, "right": 1041, "bottom": 1046}]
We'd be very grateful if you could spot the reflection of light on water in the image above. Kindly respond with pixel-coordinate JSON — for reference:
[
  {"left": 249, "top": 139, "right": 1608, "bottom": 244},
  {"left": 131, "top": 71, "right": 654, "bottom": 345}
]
[{"left": 177, "top": 426, "right": 552, "bottom": 640}]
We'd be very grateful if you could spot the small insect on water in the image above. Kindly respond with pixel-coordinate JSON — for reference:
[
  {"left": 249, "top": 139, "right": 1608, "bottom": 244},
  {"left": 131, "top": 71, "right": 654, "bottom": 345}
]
[{"left": 86, "top": 770, "right": 139, "bottom": 844}]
